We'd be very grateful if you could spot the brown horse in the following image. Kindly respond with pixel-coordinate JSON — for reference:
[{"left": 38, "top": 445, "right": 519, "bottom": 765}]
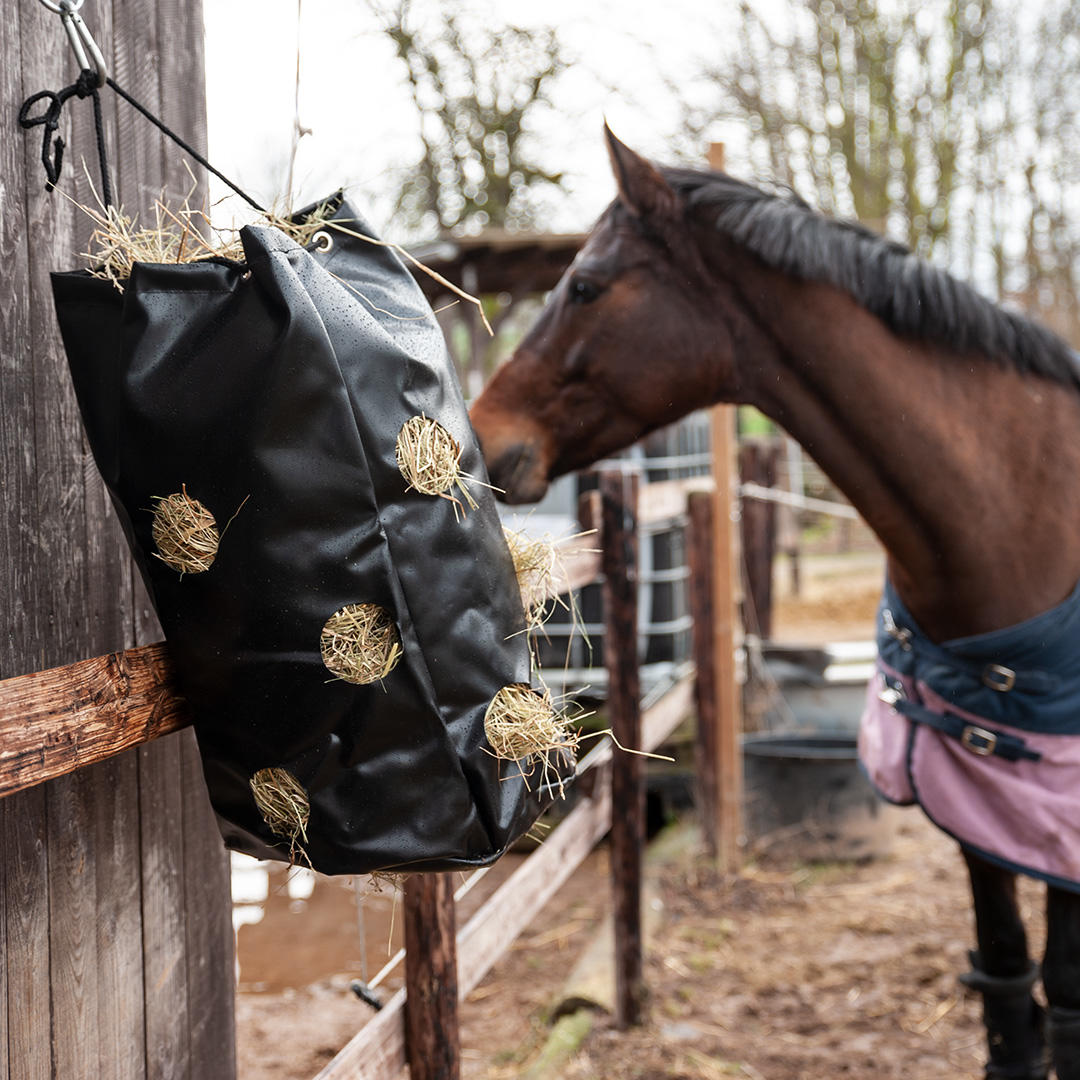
[{"left": 471, "top": 128, "right": 1080, "bottom": 1079}]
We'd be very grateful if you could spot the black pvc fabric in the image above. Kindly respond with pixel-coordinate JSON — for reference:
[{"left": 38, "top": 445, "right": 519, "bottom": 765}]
[{"left": 50, "top": 195, "right": 565, "bottom": 874}]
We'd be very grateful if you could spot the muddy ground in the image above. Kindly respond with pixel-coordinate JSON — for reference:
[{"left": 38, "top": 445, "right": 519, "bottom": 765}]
[{"left": 236, "top": 548, "right": 1049, "bottom": 1079}]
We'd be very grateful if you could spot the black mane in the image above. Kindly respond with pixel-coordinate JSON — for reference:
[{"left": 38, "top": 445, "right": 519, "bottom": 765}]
[{"left": 661, "top": 166, "right": 1080, "bottom": 392}]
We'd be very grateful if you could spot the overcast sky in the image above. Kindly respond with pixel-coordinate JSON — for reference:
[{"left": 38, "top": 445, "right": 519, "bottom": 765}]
[{"left": 203, "top": 0, "right": 746, "bottom": 234}]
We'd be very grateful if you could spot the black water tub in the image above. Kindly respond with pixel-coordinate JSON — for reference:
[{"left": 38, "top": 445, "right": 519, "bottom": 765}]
[{"left": 742, "top": 732, "right": 894, "bottom": 862}]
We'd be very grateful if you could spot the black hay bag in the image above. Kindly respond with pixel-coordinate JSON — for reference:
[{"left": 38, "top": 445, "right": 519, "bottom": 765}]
[{"left": 51, "top": 195, "right": 568, "bottom": 875}]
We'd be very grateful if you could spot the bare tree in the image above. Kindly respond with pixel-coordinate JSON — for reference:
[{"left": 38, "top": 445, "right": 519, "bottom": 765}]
[
  {"left": 368, "top": 0, "right": 569, "bottom": 236},
  {"left": 684, "top": 0, "right": 1080, "bottom": 341}
]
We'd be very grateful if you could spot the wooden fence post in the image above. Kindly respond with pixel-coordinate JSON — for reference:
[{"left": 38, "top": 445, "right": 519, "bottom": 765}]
[
  {"left": 708, "top": 407, "right": 743, "bottom": 869},
  {"left": 687, "top": 491, "right": 720, "bottom": 858},
  {"left": 1, "top": 5, "right": 234, "bottom": 1076},
  {"left": 404, "top": 873, "right": 461, "bottom": 1080},
  {"left": 599, "top": 469, "right": 644, "bottom": 1028}
]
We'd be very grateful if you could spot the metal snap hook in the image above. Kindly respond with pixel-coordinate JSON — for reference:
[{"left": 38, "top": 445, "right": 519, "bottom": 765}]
[{"left": 39, "top": 0, "right": 107, "bottom": 87}]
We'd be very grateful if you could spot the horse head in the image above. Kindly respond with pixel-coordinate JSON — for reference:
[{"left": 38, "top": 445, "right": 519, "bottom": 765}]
[{"left": 470, "top": 127, "right": 742, "bottom": 504}]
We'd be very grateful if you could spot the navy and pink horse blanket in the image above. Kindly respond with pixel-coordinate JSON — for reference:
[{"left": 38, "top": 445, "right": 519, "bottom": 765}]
[{"left": 859, "top": 578, "right": 1080, "bottom": 891}]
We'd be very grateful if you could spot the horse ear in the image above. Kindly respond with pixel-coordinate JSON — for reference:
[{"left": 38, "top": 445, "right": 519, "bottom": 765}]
[{"left": 604, "top": 123, "right": 678, "bottom": 221}]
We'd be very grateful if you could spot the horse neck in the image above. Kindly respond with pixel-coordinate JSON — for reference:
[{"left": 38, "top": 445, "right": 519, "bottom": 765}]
[{"left": 709, "top": 250, "right": 1080, "bottom": 639}]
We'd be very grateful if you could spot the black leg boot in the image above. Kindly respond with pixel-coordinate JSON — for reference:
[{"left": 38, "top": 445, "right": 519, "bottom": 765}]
[
  {"left": 960, "top": 952, "right": 1050, "bottom": 1080},
  {"left": 1048, "top": 1006, "right": 1080, "bottom": 1080}
]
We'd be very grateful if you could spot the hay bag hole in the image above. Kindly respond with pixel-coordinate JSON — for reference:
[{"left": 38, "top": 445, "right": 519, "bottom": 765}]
[
  {"left": 321, "top": 603, "right": 402, "bottom": 685},
  {"left": 484, "top": 684, "right": 576, "bottom": 764},
  {"left": 395, "top": 415, "right": 477, "bottom": 510},
  {"left": 250, "top": 767, "right": 310, "bottom": 863},
  {"left": 151, "top": 487, "right": 219, "bottom": 574}
]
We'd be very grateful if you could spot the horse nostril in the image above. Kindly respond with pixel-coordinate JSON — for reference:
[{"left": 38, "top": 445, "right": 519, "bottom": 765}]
[{"left": 486, "top": 442, "right": 548, "bottom": 504}]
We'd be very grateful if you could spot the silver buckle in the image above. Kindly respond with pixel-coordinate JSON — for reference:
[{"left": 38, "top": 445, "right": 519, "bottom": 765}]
[
  {"left": 961, "top": 725, "right": 998, "bottom": 756},
  {"left": 882, "top": 609, "right": 913, "bottom": 652},
  {"left": 982, "top": 664, "right": 1016, "bottom": 693}
]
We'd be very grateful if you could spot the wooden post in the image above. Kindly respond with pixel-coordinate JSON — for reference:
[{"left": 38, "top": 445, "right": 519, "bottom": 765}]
[
  {"left": 738, "top": 439, "right": 780, "bottom": 640},
  {"left": 1, "top": 4, "right": 234, "bottom": 1077},
  {"left": 709, "top": 407, "right": 743, "bottom": 868},
  {"left": 687, "top": 491, "right": 719, "bottom": 858},
  {"left": 404, "top": 873, "right": 461, "bottom": 1080},
  {"left": 599, "top": 469, "right": 644, "bottom": 1028}
]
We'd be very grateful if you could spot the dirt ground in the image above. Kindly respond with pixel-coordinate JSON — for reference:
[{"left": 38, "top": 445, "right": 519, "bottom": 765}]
[{"left": 236, "top": 549, "right": 1051, "bottom": 1079}]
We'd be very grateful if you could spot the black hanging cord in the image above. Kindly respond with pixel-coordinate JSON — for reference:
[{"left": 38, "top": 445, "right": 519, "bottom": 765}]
[
  {"left": 104, "top": 77, "right": 266, "bottom": 213},
  {"left": 18, "top": 69, "right": 266, "bottom": 215},
  {"left": 18, "top": 68, "right": 113, "bottom": 208}
]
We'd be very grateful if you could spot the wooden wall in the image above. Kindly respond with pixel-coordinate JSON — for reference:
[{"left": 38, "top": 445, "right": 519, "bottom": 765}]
[{"left": 0, "top": 2, "right": 235, "bottom": 1077}]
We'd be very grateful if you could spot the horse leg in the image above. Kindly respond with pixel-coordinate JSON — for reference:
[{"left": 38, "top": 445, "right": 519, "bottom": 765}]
[
  {"left": 1043, "top": 885, "right": 1080, "bottom": 1080},
  {"left": 961, "top": 849, "right": 1049, "bottom": 1080}
]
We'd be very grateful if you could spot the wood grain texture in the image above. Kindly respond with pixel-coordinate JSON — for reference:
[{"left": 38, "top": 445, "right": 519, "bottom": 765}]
[
  {"left": 181, "top": 731, "right": 236, "bottom": 1079},
  {"left": 599, "top": 470, "right": 644, "bottom": 1029},
  {"left": 3, "top": 786, "right": 52, "bottom": 1080},
  {"left": 404, "top": 874, "right": 461, "bottom": 1080},
  {"left": 94, "top": 752, "right": 150, "bottom": 1080},
  {"left": 687, "top": 492, "right": 720, "bottom": 858},
  {"left": 47, "top": 768, "right": 101, "bottom": 1078},
  {"left": 709, "top": 407, "right": 743, "bottom": 869},
  {"left": 0, "top": 642, "right": 189, "bottom": 799},
  {"left": 139, "top": 732, "right": 192, "bottom": 1080}
]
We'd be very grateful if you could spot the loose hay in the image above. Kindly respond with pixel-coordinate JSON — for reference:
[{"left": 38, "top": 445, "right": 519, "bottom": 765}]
[
  {"left": 80, "top": 188, "right": 338, "bottom": 292},
  {"left": 484, "top": 684, "right": 577, "bottom": 792},
  {"left": 321, "top": 603, "right": 402, "bottom": 685},
  {"left": 250, "top": 766, "right": 311, "bottom": 867},
  {"left": 151, "top": 487, "right": 220, "bottom": 574},
  {"left": 503, "top": 527, "right": 558, "bottom": 628},
  {"left": 395, "top": 415, "right": 478, "bottom": 514}
]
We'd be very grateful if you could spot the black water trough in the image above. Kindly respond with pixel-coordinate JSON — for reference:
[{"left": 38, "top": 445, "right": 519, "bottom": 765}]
[{"left": 743, "top": 732, "right": 893, "bottom": 862}]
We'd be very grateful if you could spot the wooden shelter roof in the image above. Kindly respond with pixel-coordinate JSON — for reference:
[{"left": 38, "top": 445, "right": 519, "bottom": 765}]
[{"left": 409, "top": 230, "right": 586, "bottom": 301}]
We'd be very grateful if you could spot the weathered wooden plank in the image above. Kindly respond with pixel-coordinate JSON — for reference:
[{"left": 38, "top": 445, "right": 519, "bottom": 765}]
[
  {"left": 47, "top": 768, "right": 101, "bottom": 1078},
  {"left": 94, "top": 751, "right": 150, "bottom": 1080},
  {"left": 0, "top": 799, "right": 5, "bottom": 1080},
  {"left": 548, "top": 534, "right": 602, "bottom": 598},
  {"left": 0, "top": 642, "right": 189, "bottom": 799},
  {"left": 21, "top": 0, "right": 91, "bottom": 677},
  {"left": 0, "top": 0, "right": 35, "bottom": 684},
  {"left": 404, "top": 874, "right": 461, "bottom": 1080},
  {"left": 110, "top": 0, "right": 166, "bottom": 648},
  {"left": 457, "top": 772, "right": 614, "bottom": 999},
  {"left": 180, "top": 732, "right": 236, "bottom": 1077},
  {"left": 636, "top": 475, "right": 714, "bottom": 526},
  {"left": 687, "top": 492, "right": 720, "bottom": 857},
  {"left": 314, "top": 990, "right": 408, "bottom": 1080},
  {"left": 3, "top": 786, "right": 52, "bottom": 1080},
  {"left": 599, "top": 470, "right": 644, "bottom": 1029},
  {"left": 139, "top": 731, "right": 192, "bottom": 1080},
  {"left": 709, "top": 406, "right": 743, "bottom": 868}
]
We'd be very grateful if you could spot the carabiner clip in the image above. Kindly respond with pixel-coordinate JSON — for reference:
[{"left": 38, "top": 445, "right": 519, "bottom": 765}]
[{"left": 39, "top": 0, "right": 108, "bottom": 87}]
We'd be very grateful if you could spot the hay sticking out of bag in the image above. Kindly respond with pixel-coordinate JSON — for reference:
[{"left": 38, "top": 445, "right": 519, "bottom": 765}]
[
  {"left": 484, "top": 684, "right": 577, "bottom": 792},
  {"left": 151, "top": 487, "right": 220, "bottom": 574},
  {"left": 78, "top": 187, "right": 337, "bottom": 291},
  {"left": 321, "top": 603, "right": 402, "bottom": 685},
  {"left": 503, "top": 528, "right": 558, "bottom": 628},
  {"left": 395, "top": 415, "right": 478, "bottom": 515},
  {"left": 250, "top": 767, "right": 311, "bottom": 867}
]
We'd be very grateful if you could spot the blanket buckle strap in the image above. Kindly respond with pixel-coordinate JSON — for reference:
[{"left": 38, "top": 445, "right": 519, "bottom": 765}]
[{"left": 961, "top": 725, "right": 998, "bottom": 756}]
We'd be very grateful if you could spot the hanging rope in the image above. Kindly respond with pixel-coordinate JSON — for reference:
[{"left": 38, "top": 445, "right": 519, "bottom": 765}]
[
  {"left": 18, "top": 0, "right": 266, "bottom": 213},
  {"left": 18, "top": 68, "right": 113, "bottom": 207}
]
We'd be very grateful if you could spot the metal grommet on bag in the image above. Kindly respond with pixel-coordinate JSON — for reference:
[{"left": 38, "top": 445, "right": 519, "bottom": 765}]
[{"left": 312, "top": 230, "right": 334, "bottom": 254}]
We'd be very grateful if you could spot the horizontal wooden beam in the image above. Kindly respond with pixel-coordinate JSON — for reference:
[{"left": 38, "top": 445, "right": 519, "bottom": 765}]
[
  {"left": 0, "top": 643, "right": 190, "bottom": 800},
  {"left": 637, "top": 477, "right": 714, "bottom": 527},
  {"left": 315, "top": 672, "right": 696, "bottom": 1077}
]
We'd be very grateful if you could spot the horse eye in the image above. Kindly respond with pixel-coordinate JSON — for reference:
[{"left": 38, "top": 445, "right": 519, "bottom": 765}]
[{"left": 568, "top": 278, "right": 602, "bottom": 305}]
